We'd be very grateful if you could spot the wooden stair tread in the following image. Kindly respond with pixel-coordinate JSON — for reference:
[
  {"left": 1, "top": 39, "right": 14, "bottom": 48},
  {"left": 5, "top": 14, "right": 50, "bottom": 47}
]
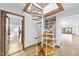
[
  {"left": 42, "top": 46, "right": 54, "bottom": 55},
  {"left": 44, "top": 41, "right": 55, "bottom": 44},
  {"left": 43, "top": 41, "right": 55, "bottom": 47}
]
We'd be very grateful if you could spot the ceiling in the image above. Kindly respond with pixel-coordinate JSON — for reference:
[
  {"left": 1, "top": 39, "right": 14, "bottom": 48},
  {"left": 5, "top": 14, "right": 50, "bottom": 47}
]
[
  {"left": 36, "top": 3, "right": 49, "bottom": 8},
  {"left": 0, "top": 3, "right": 79, "bottom": 13},
  {"left": 62, "top": 15, "right": 79, "bottom": 25},
  {"left": 62, "top": 3, "right": 79, "bottom": 11}
]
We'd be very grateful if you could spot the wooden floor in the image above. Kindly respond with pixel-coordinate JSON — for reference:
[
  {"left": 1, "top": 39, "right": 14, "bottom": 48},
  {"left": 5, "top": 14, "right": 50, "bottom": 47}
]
[
  {"left": 54, "top": 34, "right": 79, "bottom": 56},
  {"left": 6, "top": 36, "right": 22, "bottom": 55},
  {"left": 9, "top": 34, "right": 79, "bottom": 56}
]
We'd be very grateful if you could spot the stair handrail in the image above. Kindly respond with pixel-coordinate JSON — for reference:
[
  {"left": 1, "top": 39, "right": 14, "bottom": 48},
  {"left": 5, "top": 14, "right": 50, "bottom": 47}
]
[{"left": 35, "top": 22, "right": 56, "bottom": 39}]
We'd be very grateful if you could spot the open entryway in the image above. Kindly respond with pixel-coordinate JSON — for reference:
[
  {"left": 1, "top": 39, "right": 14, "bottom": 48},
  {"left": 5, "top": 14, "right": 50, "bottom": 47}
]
[
  {"left": 5, "top": 14, "right": 24, "bottom": 55},
  {"left": 0, "top": 10, "right": 24, "bottom": 56}
]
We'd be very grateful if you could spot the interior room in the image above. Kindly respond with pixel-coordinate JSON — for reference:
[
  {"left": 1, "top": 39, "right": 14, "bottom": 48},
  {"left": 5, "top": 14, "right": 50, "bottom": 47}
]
[
  {"left": 0, "top": 3, "right": 79, "bottom": 56},
  {"left": 5, "top": 14, "right": 23, "bottom": 55}
]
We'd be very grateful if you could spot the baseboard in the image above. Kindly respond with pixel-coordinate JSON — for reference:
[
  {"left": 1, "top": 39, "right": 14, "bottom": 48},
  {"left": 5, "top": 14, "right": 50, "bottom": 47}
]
[
  {"left": 24, "top": 42, "right": 60, "bottom": 50},
  {"left": 24, "top": 42, "right": 41, "bottom": 50}
]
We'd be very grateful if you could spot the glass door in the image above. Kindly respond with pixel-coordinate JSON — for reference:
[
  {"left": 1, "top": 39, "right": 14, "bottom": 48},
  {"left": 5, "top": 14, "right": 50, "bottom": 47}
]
[{"left": 5, "top": 15, "right": 10, "bottom": 55}]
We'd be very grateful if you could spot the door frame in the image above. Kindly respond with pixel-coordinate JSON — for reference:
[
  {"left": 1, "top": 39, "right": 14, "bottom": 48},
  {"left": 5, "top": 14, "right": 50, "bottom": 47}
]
[{"left": 0, "top": 10, "right": 24, "bottom": 56}]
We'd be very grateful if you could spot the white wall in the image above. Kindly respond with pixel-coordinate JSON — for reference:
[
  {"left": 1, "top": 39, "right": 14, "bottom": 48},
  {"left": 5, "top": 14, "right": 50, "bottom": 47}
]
[
  {"left": 62, "top": 15, "right": 79, "bottom": 36},
  {"left": 56, "top": 16, "right": 62, "bottom": 46},
  {"left": 56, "top": 8, "right": 79, "bottom": 46},
  {"left": 24, "top": 13, "right": 40, "bottom": 47},
  {"left": 76, "top": 24, "right": 79, "bottom": 35},
  {"left": 62, "top": 20, "right": 76, "bottom": 35}
]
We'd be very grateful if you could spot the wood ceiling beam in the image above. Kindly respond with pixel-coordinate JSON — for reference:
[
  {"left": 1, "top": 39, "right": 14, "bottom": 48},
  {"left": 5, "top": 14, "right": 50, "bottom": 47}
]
[
  {"left": 23, "top": 3, "right": 31, "bottom": 12},
  {"left": 23, "top": 3, "right": 64, "bottom": 17},
  {"left": 23, "top": 3, "right": 42, "bottom": 14}
]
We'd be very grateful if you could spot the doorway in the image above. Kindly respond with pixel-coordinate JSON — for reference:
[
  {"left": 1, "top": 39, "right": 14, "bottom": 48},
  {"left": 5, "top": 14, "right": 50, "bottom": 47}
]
[
  {"left": 6, "top": 14, "right": 23, "bottom": 55},
  {"left": 0, "top": 10, "right": 24, "bottom": 56}
]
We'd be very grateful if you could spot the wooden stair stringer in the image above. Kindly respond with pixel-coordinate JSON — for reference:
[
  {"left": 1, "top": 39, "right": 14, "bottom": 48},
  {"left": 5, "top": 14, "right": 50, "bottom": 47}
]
[{"left": 37, "top": 48, "right": 45, "bottom": 56}]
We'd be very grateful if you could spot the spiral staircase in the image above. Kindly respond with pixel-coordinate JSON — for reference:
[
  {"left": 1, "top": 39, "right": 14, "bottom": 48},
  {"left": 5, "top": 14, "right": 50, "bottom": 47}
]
[
  {"left": 23, "top": 3, "right": 64, "bottom": 56},
  {"left": 36, "top": 20, "right": 56, "bottom": 56}
]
